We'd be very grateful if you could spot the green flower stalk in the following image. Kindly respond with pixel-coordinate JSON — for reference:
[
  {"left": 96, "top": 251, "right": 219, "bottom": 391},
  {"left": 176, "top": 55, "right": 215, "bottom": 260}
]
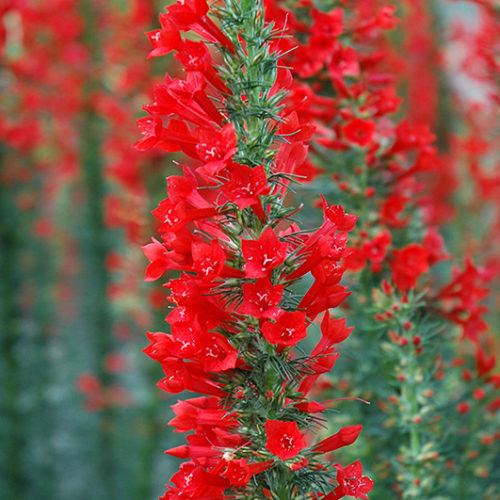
[
  {"left": 138, "top": 0, "right": 372, "bottom": 498},
  {"left": 260, "top": 1, "right": 500, "bottom": 498}
]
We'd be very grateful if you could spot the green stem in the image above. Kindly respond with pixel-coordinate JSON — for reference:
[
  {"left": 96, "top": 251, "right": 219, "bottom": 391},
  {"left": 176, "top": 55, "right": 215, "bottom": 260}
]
[
  {"left": 79, "top": 1, "right": 115, "bottom": 496},
  {"left": 134, "top": 364, "right": 162, "bottom": 500},
  {"left": 0, "top": 143, "right": 26, "bottom": 499},
  {"left": 401, "top": 327, "right": 423, "bottom": 500}
]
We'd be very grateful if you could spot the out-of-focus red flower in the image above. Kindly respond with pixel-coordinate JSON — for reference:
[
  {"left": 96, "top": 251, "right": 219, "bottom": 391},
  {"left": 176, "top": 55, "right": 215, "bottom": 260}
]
[
  {"left": 390, "top": 243, "right": 429, "bottom": 291},
  {"left": 342, "top": 118, "right": 375, "bottom": 147}
]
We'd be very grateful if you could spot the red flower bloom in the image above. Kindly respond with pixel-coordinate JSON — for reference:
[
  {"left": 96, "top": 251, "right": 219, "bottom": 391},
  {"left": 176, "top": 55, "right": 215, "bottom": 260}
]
[
  {"left": 197, "top": 332, "right": 238, "bottom": 372},
  {"left": 196, "top": 123, "right": 237, "bottom": 175},
  {"left": 169, "top": 397, "right": 239, "bottom": 433},
  {"left": 390, "top": 243, "right": 429, "bottom": 291},
  {"left": 146, "top": 18, "right": 182, "bottom": 59},
  {"left": 265, "top": 420, "right": 306, "bottom": 460},
  {"left": 242, "top": 228, "right": 288, "bottom": 278},
  {"left": 164, "top": 0, "right": 233, "bottom": 52},
  {"left": 312, "top": 313, "right": 353, "bottom": 355},
  {"left": 175, "top": 39, "right": 229, "bottom": 93},
  {"left": 327, "top": 460, "right": 374, "bottom": 500},
  {"left": 321, "top": 195, "right": 358, "bottom": 231},
  {"left": 220, "top": 458, "right": 274, "bottom": 486},
  {"left": 192, "top": 240, "right": 226, "bottom": 279},
  {"left": 327, "top": 45, "right": 360, "bottom": 81},
  {"left": 222, "top": 459, "right": 252, "bottom": 486},
  {"left": 261, "top": 310, "right": 307, "bottom": 347},
  {"left": 380, "top": 193, "right": 410, "bottom": 228},
  {"left": 313, "top": 425, "right": 362, "bottom": 453},
  {"left": 152, "top": 198, "right": 217, "bottom": 234},
  {"left": 238, "top": 277, "right": 283, "bottom": 319},
  {"left": 362, "top": 230, "right": 392, "bottom": 273},
  {"left": 342, "top": 118, "right": 375, "bottom": 147},
  {"left": 220, "top": 162, "right": 269, "bottom": 219},
  {"left": 143, "top": 238, "right": 182, "bottom": 281}
]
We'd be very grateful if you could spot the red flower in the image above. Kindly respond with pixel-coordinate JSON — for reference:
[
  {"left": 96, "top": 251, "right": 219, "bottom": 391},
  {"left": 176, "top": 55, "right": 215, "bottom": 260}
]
[
  {"left": 220, "top": 458, "right": 274, "bottom": 486},
  {"left": 321, "top": 195, "right": 358, "bottom": 231},
  {"left": 165, "top": 73, "right": 224, "bottom": 125},
  {"left": 343, "top": 247, "right": 367, "bottom": 272},
  {"left": 423, "top": 228, "right": 449, "bottom": 265},
  {"left": 152, "top": 198, "right": 216, "bottom": 233},
  {"left": 312, "top": 313, "right": 353, "bottom": 355},
  {"left": 265, "top": 420, "right": 306, "bottom": 460},
  {"left": 164, "top": 0, "right": 233, "bottom": 52},
  {"left": 313, "top": 425, "right": 362, "bottom": 453},
  {"left": 238, "top": 277, "right": 283, "bottom": 319},
  {"left": 342, "top": 118, "right": 375, "bottom": 147},
  {"left": 143, "top": 238, "right": 181, "bottom": 281},
  {"left": 390, "top": 243, "right": 429, "bottom": 291},
  {"left": 362, "top": 230, "right": 392, "bottom": 273},
  {"left": 197, "top": 332, "right": 238, "bottom": 372},
  {"left": 157, "top": 358, "right": 224, "bottom": 396},
  {"left": 169, "top": 397, "right": 239, "bottom": 432},
  {"left": 196, "top": 123, "right": 238, "bottom": 175},
  {"left": 147, "top": 82, "right": 215, "bottom": 127},
  {"left": 327, "top": 460, "right": 374, "bottom": 500},
  {"left": 298, "top": 282, "right": 350, "bottom": 319},
  {"left": 380, "top": 193, "right": 410, "bottom": 228},
  {"left": 222, "top": 459, "right": 252, "bottom": 486},
  {"left": 135, "top": 116, "right": 163, "bottom": 151},
  {"left": 261, "top": 310, "right": 307, "bottom": 347},
  {"left": 192, "top": 240, "right": 226, "bottom": 279},
  {"left": 221, "top": 162, "right": 269, "bottom": 219},
  {"left": 327, "top": 45, "right": 360, "bottom": 81},
  {"left": 146, "top": 18, "right": 182, "bottom": 59},
  {"left": 242, "top": 228, "right": 288, "bottom": 278},
  {"left": 175, "top": 40, "right": 229, "bottom": 93}
]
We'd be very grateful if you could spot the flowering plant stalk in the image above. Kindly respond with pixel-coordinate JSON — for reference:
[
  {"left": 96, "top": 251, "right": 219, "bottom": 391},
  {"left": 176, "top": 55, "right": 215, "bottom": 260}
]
[
  {"left": 138, "top": 0, "right": 372, "bottom": 498},
  {"left": 261, "top": 1, "right": 499, "bottom": 498}
]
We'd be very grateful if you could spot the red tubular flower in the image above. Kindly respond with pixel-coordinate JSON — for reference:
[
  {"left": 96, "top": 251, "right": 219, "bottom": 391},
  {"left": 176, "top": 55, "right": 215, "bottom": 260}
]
[
  {"left": 195, "top": 123, "right": 237, "bottom": 175},
  {"left": 163, "top": 0, "right": 234, "bottom": 52},
  {"left": 196, "top": 333, "right": 238, "bottom": 372},
  {"left": 156, "top": 358, "right": 225, "bottom": 397},
  {"left": 192, "top": 240, "right": 226, "bottom": 279},
  {"left": 362, "top": 230, "right": 392, "bottom": 273},
  {"left": 218, "top": 458, "right": 274, "bottom": 487},
  {"left": 146, "top": 18, "right": 182, "bottom": 59},
  {"left": 298, "top": 282, "right": 350, "bottom": 319},
  {"left": 342, "top": 118, "right": 375, "bottom": 147},
  {"left": 220, "top": 163, "right": 269, "bottom": 220},
  {"left": 313, "top": 425, "right": 362, "bottom": 453},
  {"left": 321, "top": 196, "right": 358, "bottom": 231},
  {"left": 165, "top": 73, "right": 224, "bottom": 125},
  {"left": 238, "top": 277, "right": 283, "bottom": 319},
  {"left": 143, "top": 238, "right": 187, "bottom": 281},
  {"left": 169, "top": 397, "right": 240, "bottom": 433},
  {"left": 261, "top": 310, "right": 307, "bottom": 347},
  {"left": 389, "top": 243, "right": 429, "bottom": 291},
  {"left": 380, "top": 193, "right": 410, "bottom": 228},
  {"left": 312, "top": 313, "right": 353, "bottom": 355},
  {"left": 175, "top": 39, "right": 230, "bottom": 94},
  {"left": 138, "top": 1, "right": 367, "bottom": 496},
  {"left": 145, "top": 83, "right": 216, "bottom": 128},
  {"left": 265, "top": 420, "right": 306, "bottom": 460},
  {"left": 241, "top": 227, "right": 288, "bottom": 278},
  {"left": 152, "top": 197, "right": 217, "bottom": 234},
  {"left": 325, "top": 460, "right": 374, "bottom": 500}
]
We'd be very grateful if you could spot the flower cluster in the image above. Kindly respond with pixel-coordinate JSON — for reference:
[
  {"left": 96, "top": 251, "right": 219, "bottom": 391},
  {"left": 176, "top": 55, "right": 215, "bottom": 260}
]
[
  {"left": 139, "top": 0, "right": 371, "bottom": 498},
  {"left": 138, "top": 1, "right": 500, "bottom": 499},
  {"left": 258, "top": 0, "right": 499, "bottom": 498}
]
